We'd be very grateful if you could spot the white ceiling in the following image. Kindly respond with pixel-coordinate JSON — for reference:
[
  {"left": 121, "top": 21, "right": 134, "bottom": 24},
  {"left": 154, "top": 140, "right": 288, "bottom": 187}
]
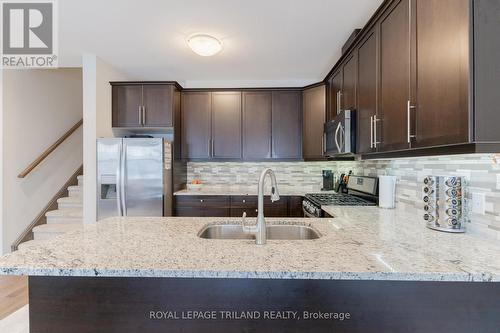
[{"left": 59, "top": 0, "right": 383, "bottom": 88}]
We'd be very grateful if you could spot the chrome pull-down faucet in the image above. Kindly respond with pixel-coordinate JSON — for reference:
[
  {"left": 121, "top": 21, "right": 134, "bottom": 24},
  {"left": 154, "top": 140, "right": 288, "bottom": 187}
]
[{"left": 243, "top": 168, "right": 280, "bottom": 245}]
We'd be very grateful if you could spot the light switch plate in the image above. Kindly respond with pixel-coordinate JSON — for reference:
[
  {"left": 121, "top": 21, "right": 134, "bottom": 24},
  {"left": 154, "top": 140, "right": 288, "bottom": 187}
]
[{"left": 472, "top": 192, "right": 486, "bottom": 215}]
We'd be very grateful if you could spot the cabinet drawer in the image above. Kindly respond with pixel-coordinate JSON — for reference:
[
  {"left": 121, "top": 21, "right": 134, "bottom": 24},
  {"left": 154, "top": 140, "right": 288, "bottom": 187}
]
[
  {"left": 174, "top": 196, "right": 230, "bottom": 217},
  {"left": 176, "top": 196, "right": 230, "bottom": 207}
]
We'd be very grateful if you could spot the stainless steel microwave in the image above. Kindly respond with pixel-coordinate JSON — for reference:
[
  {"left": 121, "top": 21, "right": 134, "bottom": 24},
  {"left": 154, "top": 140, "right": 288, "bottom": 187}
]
[{"left": 324, "top": 109, "right": 356, "bottom": 157}]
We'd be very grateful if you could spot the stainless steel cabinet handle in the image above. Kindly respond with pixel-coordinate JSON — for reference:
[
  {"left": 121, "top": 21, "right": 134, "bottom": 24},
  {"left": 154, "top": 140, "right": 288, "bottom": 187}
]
[
  {"left": 142, "top": 106, "right": 146, "bottom": 126},
  {"left": 373, "top": 115, "right": 380, "bottom": 148},
  {"left": 242, "top": 199, "right": 246, "bottom": 203},
  {"left": 200, "top": 199, "right": 204, "bottom": 203},
  {"left": 322, "top": 133, "right": 326, "bottom": 154},
  {"left": 208, "top": 140, "right": 211, "bottom": 157},
  {"left": 336, "top": 91, "right": 341, "bottom": 114},
  {"left": 370, "top": 116, "right": 374, "bottom": 149},
  {"left": 138, "top": 106, "right": 142, "bottom": 125},
  {"left": 211, "top": 139, "right": 215, "bottom": 157},
  {"left": 407, "top": 100, "right": 416, "bottom": 143}
]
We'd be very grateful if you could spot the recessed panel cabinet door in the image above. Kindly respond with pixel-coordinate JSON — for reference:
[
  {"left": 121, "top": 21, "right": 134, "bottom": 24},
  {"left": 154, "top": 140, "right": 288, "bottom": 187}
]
[
  {"left": 303, "top": 85, "right": 326, "bottom": 159},
  {"left": 272, "top": 91, "right": 302, "bottom": 159},
  {"left": 112, "top": 85, "right": 142, "bottom": 127},
  {"left": 242, "top": 92, "right": 272, "bottom": 159},
  {"left": 357, "top": 29, "right": 378, "bottom": 154},
  {"left": 142, "top": 85, "right": 173, "bottom": 127},
  {"left": 342, "top": 54, "right": 357, "bottom": 111},
  {"left": 414, "top": 0, "right": 469, "bottom": 147},
  {"left": 379, "top": 0, "right": 411, "bottom": 152},
  {"left": 211, "top": 92, "right": 242, "bottom": 159},
  {"left": 327, "top": 70, "right": 342, "bottom": 121},
  {"left": 181, "top": 92, "right": 211, "bottom": 159}
]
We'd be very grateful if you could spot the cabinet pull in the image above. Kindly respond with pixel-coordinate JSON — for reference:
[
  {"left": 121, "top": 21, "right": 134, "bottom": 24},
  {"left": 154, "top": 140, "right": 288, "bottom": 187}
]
[
  {"left": 242, "top": 199, "right": 246, "bottom": 203},
  {"left": 373, "top": 115, "right": 380, "bottom": 148},
  {"left": 370, "top": 116, "right": 374, "bottom": 149},
  {"left": 211, "top": 139, "right": 215, "bottom": 157},
  {"left": 322, "top": 133, "right": 326, "bottom": 154},
  {"left": 200, "top": 199, "right": 204, "bottom": 203},
  {"left": 142, "top": 106, "right": 146, "bottom": 126},
  {"left": 138, "top": 106, "right": 142, "bottom": 125},
  {"left": 336, "top": 91, "right": 340, "bottom": 114},
  {"left": 407, "top": 101, "right": 416, "bottom": 143}
]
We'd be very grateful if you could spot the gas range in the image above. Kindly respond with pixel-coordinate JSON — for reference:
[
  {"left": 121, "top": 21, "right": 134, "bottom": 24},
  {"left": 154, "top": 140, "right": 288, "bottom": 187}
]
[{"left": 303, "top": 176, "right": 378, "bottom": 217}]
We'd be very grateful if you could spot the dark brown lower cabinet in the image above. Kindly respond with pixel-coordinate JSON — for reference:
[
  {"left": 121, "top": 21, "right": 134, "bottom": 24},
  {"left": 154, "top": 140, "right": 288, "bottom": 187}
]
[
  {"left": 288, "top": 196, "right": 304, "bottom": 217},
  {"left": 174, "top": 196, "right": 230, "bottom": 217},
  {"left": 230, "top": 196, "right": 258, "bottom": 217},
  {"left": 176, "top": 195, "right": 303, "bottom": 218}
]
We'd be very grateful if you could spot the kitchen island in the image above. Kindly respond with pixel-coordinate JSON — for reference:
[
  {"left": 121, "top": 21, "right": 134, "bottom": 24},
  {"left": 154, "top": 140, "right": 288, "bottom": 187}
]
[{"left": 1, "top": 208, "right": 499, "bottom": 332}]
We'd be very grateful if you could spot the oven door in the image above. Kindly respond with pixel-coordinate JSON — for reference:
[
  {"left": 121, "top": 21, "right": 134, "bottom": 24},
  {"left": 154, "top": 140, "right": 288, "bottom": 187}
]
[{"left": 324, "top": 109, "right": 355, "bottom": 157}]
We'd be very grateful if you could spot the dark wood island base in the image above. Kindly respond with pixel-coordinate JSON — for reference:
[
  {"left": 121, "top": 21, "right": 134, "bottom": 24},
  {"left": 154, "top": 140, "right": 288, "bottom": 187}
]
[{"left": 29, "top": 276, "right": 500, "bottom": 333}]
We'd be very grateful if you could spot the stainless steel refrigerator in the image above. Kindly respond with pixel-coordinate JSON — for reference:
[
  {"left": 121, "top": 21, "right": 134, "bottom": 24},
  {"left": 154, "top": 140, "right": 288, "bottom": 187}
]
[{"left": 97, "top": 138, "right": 168, "bottom": 220}]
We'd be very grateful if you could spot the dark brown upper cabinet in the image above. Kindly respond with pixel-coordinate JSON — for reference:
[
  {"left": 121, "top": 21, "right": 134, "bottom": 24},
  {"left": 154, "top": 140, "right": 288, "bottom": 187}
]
[
  {"left": 378, "top": 0, "right": 411, "bottom": 152},
  {"left": 181, "top": 92, "right": 211, "bottom": 159},
  {"left": 242, "top": 92, "right": 272, "bottom": 159},
  {"left": 211, "top": 92, "right": 242, "bottom": 159},
  {"left": 356, "top": 29, "right": 378, "bottom": 154},
  {"left": 272, "top": 91, "right": 303, "bottom": 159},
  {"left": 142, "top": 85, "right": 173, "bottom": 127},
  {"left": 327, "top": 70, "right": 342, "bottom": 121},
  {"left": 342, "top": 53, "right": 357, "bottom": 111},
  {"left": 303, "top": 85, "right": 326, "bottom": 159},
  {"left": 112, "top": 85, "right": 142, "bottom": 127},
  {"left": 111, "top": 83, "right": 177, "bottom": 128},
  {"left": 413, "top": 0, "right": 469, "bottom": 148}
]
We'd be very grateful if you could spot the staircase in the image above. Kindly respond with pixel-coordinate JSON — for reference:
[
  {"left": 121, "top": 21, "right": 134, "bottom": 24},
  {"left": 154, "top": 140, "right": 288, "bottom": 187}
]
[{"left": 18, "top": 175, "right": 83, "bottom": 249}]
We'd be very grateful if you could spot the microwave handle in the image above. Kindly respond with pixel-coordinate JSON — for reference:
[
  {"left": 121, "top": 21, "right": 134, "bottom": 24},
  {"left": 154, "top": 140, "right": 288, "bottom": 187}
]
[{"left": 334, "top": 123, "right": 342, "bottom": 153}]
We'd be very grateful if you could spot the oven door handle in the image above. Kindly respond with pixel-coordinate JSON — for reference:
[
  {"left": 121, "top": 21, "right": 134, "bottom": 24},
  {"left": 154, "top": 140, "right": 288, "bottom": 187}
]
[{"left": 302, "top": 207, "right": 318, "bottom": 218}]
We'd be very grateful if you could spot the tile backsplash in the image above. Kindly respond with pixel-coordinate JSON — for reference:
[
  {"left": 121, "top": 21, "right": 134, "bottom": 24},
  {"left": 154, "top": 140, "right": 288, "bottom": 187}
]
[{"left": 188, "top": 154, "right": 500, "bottom": 241}]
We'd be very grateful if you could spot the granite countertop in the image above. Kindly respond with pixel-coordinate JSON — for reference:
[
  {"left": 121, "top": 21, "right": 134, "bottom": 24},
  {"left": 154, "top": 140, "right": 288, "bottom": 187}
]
[
  {"left": 1, "top": 207, "right": 499, "bottom": 281},
  {"left": 0, "top": 206, "right": 500, "bottom": 282},
  {"left": 174, "top": 186, "right": 336, "bottom": 196}
]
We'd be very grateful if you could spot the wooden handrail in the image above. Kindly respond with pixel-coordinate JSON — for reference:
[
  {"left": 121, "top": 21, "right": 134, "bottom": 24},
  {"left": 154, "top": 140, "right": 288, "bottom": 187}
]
[{"left": 18, "top": 119, "right": 83, "bottom": 178}]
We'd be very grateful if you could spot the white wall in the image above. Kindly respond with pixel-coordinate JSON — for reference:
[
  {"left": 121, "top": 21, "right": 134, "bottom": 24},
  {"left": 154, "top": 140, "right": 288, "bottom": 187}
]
[
  {"left": 82, "top": 55, "right": 134, "bottom": 224},
  {"left": 1, "top": 69, "right": 83, "bottom": 254}
]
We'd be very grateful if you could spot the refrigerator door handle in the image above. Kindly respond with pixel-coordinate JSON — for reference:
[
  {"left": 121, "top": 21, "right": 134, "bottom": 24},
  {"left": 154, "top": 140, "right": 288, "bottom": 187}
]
[
  {"left": 120, "top": 141, "right": 127, "bottom": 216},
  {"left": 116, "top": 143, "right": 123, "bottom": 216}
]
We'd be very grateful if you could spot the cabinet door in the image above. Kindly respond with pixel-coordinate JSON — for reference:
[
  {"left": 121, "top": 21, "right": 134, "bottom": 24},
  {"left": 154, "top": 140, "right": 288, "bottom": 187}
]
[
  {"left": 272, "top": 91, "right": 302, "bottom": 159},
  {"left": 230, "top": 196, "right": 258, "bottom": 217},
  {"left": 181, "top": 92, "right": 211, "bottom": 159},
  {"left": 211, "top": 92, "right": 242, "bottom": 159},
  {"left": 112, "top": 85, "right": 142, "bottom": 127},
  {"left": 356, "top": 29, "right": 378, "bottom": 153},
  {"left": 288, "top": 196, "right": 304, "bottom": 217},
  {"left": 327, "top": 70, "right": 342, "bottom": 121},
  {"left": 413, "top": 0, "right": 469, "bottom": 147},
  {"left": 242, "top": 92, "right": 272, "bottom": 159},
  {"left": 142, "top": 85, "right": 173, "bottom": 127},
  {"left": 379, "top": 0, "right": 411, "bottom": 151},
  {"left": 264, "top": 196, "right": 289, "bottom": 217},
  {"left": 303, "top": 85, "right": 326, "bottom": 159},
  {"left": 342, "top": 54, "right": 357, "bottom": 110}
]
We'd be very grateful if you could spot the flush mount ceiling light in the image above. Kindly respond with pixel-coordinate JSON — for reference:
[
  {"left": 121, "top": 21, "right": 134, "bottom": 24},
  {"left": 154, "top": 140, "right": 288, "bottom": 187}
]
[{"left": 187, "top": 34, "right": 223, "bottom": 56}]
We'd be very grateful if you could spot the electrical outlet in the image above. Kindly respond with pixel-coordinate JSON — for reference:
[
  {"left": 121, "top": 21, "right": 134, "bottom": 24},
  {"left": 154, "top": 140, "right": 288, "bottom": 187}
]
[{"left": 472, "top": 192, "right": 486, "bottom": 215}]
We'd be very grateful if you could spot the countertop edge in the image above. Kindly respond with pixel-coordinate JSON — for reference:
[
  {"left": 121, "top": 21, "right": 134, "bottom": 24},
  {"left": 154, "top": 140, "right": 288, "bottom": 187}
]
[{"left": 1, "top": 268, "right": 497, "bottom": 282}]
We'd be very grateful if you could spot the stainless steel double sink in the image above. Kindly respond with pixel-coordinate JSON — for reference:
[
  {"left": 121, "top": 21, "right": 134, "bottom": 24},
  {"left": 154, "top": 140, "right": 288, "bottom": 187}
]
[{"left": 198, "top": 223, "right": 321, "bottom": 240}]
